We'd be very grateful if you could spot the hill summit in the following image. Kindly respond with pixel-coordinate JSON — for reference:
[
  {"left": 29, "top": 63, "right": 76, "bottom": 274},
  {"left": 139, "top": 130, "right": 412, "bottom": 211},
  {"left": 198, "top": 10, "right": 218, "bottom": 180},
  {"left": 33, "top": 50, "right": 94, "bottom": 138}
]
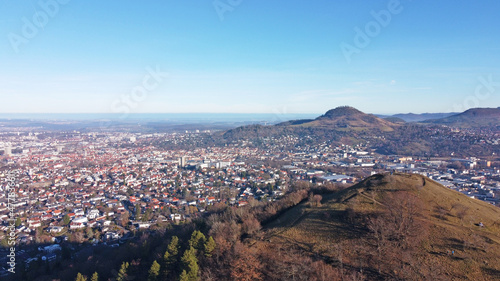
[
  {"left": 460, "top": 107, "right": 500, "bottom": 117},
  {"left": 319, "top": 106, "right": 364, "bottom": 119},
  {"left": 298, "top": 106, "right": 399, "bottom": 132},
  {"left": 262, "top": 173, "right": 500, "bottom": 280},
  {"left": 284, "top": 106, "right": 398, "bottom": 131},
  {"left": 427, "top": 107, "right": 500, "bottom": 128}
]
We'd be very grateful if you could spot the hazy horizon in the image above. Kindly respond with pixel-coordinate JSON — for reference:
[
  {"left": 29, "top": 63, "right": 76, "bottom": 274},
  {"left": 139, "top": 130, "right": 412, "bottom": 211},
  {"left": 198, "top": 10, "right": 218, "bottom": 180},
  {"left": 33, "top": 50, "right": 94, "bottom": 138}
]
[{"left": 0, "top": 109, "right": 469, "bottom": 122}]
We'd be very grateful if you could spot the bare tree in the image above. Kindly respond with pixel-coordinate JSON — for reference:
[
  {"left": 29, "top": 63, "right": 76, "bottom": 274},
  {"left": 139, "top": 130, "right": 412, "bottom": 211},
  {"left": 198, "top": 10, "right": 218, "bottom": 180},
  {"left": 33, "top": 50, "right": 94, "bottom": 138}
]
[
  {"left": 241, "top": 215, "right": 261, "bottom": 237},
  {"left": 452, "top": 203, "right": 469, "bottom": 221},
  {"left": 367, "top": 216, "right": 390, "bottom": 274},
  {"left": 382, "top": 191, "right": 426, "bottom": 249},
  {"left": 312, "top": 194, "right": 323, "bottom": 207}
]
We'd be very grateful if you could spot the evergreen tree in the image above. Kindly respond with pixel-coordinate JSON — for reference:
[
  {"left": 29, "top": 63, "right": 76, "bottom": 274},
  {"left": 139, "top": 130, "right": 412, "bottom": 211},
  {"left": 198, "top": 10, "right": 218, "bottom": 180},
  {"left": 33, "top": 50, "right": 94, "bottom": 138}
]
[
  {"left": 15, "top": 217, "right": 22, "bottom": 227},
  {"left": 168, "top": 236, "right": 180, "bottom": 256},
  {"left": 148, "top": 260, "right": 160, "bottom": 281},
  {"left": 143, "top": 208, "right": 152, "bottom": 222},
  {"left": 117, "top": 262, "right": 129, "bottom": 281},
  {"left": 0, "top": 237, "right": 9, "bottom": 247},
  {"left": 204, "top": 236, "right": 216, "bottom": 257},
  {"left": 135, "top": 204, "right": 141, "bottom": 220},
  {"left": 91, "top": 272, "right": 99, "bottom": 281},
  {"left": 75, "top": 272, "right": 87, "bottom": 281},
  {"left": 63, "top": 214, "right": 71, "bottom": 225},
  {"left": 179, "top": 270, "right": 189, "bottom": 281},
  {"left": 188, "top": 230, "right": 206, "bottom": 252},
  {"left": 180, "top": 247, "right": 199, "bottom": 281},
  {"left": 162, "top": 236, "right": 180, "bottom": 278},
  {"left": 162, "top": 250, "right": 170, "bottom": 278}
]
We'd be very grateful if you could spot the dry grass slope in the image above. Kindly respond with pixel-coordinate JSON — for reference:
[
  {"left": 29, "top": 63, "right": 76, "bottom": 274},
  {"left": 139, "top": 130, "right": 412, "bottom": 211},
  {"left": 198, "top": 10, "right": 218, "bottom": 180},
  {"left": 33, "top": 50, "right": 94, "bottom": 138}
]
[{"left": 260, "top": 173, "right": 500, "bottom": 280}]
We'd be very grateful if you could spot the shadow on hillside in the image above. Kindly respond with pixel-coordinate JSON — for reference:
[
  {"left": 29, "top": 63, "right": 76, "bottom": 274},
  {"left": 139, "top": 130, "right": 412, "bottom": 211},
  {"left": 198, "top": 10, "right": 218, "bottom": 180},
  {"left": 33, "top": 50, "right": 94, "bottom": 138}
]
[
  {"left": 481, "top": 267, "right": 500, "bottom": 278},
  {"left": 445, "top": 237, "right": 465, "bottom": 251},
  {"left": 429, "top": 250, "right": 447, "bottom": 257},
  {"left": 268, "top": 208, "right": 367, "bottom": 249},
  {"left": 445, "top": 237, "right": 487, "bottom": 254},
  {"left": 321, "top": 209, "right": 367, "bottom": 237}
]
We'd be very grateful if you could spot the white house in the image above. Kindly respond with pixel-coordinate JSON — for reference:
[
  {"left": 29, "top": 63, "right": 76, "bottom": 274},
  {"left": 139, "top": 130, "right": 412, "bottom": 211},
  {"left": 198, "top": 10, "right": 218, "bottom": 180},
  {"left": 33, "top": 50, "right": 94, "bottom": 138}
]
[
  {"left": 46, "top": 226, "right": 64, "bottom": 233},
  {"left": 87, "top": 209, "right": 100, "bottom": 219},
  {"left": 72, "top": 216, "right": 88, "bottom": 223},
  {"left": 70, "top": 222, "right": 85, "bottom": 230}
]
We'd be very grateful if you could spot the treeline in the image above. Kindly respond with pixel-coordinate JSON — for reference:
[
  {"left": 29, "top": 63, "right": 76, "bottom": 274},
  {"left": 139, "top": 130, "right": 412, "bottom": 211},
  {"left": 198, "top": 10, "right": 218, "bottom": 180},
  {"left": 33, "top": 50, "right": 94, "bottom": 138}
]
[{"left": 64, "top": 181, "right": 346, "bottom": 281}]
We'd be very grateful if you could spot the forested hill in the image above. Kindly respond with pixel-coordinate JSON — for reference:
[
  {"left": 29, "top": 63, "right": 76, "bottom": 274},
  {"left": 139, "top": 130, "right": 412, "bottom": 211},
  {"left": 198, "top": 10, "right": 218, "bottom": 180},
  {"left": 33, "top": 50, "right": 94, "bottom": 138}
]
[{"left": 425, "top": 107, "right": 500, "bottom": 128}]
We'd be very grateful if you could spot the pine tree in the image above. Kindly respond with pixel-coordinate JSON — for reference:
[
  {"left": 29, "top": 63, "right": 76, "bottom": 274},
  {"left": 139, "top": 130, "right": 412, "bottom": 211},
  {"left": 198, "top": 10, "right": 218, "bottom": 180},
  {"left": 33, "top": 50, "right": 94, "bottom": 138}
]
[
  {"left": 63, "top": 214, "right": 70, "bottom": 225},
  {"left": 180, "top": 247, "right": 199, "bottom": 281},
  {"left": 179, "top": 270, "right": 189, "bottom": 281},
  {"left": 15, "top": 217, "right": 22, "bottom": 227},
  {"left": 148, "top": 260, "right": 160, "bottom": 281},
  {"left": 75, "top": 272, "right": 87, "bottom": 281},
  {"left": 188, "top": 230, "right": 206, "bottom": 252},
  {"left": 162, "top": 236, "right": 180, "bottom": 278},
  {"left": 204, "top": 236, "right": 216, "bottom": 257},
  {"left": 135, "top": 203, "right": 141, "bottom": 220},
  {"left": 162, "top": 250, "right": 170, "bottom": 277},
  {"left": 167, "top": 236, "right": 180, "bottom": 257},
  {"left": 91, "top": 272, "right": 98, "bottom": 281},
  {"left": 117, "top": 262, "right": 129, "bottom": 281},
  {"left": 143, "top": 208, "right": 152, "bottom": 222}
]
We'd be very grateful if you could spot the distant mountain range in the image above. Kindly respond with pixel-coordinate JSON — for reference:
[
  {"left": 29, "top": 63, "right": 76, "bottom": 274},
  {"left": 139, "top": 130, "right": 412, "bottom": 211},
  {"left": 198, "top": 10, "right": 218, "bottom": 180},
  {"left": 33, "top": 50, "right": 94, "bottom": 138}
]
[
  {"left": 389, "top": 112, "right": 458, "bottom": 122},
  {"left": 384, "top": 107, "right": 500, "bottom": 126}
]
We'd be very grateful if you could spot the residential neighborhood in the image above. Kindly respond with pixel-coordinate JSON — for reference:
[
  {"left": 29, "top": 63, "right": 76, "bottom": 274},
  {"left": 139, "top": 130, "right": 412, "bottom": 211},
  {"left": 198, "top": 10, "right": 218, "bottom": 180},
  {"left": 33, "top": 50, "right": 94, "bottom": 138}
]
[{"left": 0, "top": 129, "right": 499, "bottom": 275}]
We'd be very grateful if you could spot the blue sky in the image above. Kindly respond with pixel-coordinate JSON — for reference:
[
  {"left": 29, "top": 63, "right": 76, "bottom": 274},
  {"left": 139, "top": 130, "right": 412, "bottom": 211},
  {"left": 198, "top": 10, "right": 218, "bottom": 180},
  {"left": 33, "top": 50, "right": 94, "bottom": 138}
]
[{"left": 1, "top": 0, "right": 499, "bottom": 115}]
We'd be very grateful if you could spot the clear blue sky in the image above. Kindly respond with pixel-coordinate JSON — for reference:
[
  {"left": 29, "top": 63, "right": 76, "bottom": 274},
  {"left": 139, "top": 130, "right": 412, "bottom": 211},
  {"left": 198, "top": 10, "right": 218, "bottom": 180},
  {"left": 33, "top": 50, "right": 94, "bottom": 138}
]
[{"left": 1, "top": 0, "right": 499, "bottom": 115}]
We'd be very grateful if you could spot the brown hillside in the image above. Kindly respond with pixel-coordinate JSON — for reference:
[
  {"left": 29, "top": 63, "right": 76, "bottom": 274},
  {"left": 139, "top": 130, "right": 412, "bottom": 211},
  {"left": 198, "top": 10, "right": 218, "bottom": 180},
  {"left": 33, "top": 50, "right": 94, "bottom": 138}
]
[
  {"left": 294, "top": 106, "right": 398, "bottom": 131},
  {"left": 259, "top": 173, "right": 500, "bottom": 280}
]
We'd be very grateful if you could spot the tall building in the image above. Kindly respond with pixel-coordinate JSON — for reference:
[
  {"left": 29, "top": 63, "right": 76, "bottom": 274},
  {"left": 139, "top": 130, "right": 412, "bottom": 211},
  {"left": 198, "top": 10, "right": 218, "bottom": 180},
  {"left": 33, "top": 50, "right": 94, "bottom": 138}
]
[
  {"left": 4, "top": 146, "right": 12, "bottom": 156},
  {"left": 179, "top": 156, "right": 188, "bottom": 167}
]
